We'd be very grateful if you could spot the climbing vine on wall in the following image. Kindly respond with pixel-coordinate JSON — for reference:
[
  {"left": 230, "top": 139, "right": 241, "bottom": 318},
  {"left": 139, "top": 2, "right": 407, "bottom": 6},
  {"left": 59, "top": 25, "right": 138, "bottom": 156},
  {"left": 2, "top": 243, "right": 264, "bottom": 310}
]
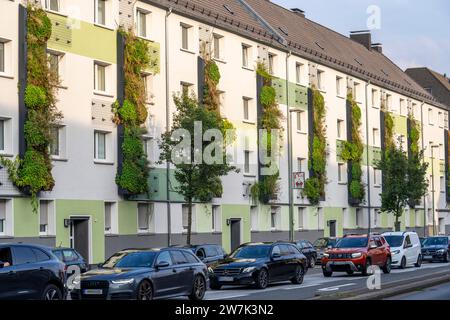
[
  {"left": 0, "top": 5, "right": 62, "bottom": 213},
  {"left": 114, "top": 29, "right": 153, "bottom": 195},
  {"left": 341, "top": 93, "right": 365, "bottom": 203},
  {"left": 303, "top": 87, "right": 327, "bottom": 205},
  {"left": 251, "top": 62, "right": 284, "bottom": 204}
]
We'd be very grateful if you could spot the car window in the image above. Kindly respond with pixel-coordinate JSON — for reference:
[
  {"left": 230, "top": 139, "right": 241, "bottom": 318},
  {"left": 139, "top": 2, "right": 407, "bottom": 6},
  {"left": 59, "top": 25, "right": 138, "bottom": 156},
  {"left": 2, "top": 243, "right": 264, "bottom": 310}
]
[
  {"left": 63, "top": 250, "right": 79, "bottom": 262},
  {"left": 205, "top": 246, "right": 217, "bottom": 257},
  {"left": 114, "top": 252, "right": 156, "bottom": 268},
  {"left": 32, "top": 248, "right": 50, "bottom": 262},
  {"left": 155, "top": 251, "right": 173, "bottom": 267},
  {"left": 196, "top": 249, "right": 206, "bottom": 259},
  {"left": 373, "top": 238, "right": 383, "bottom": 247},
  {"left": 12, "top": 247, "right": 37, "bottom": 265},
  {"left": 296, "top": 242, "right": 304, "bottom": 249},
  {"left": 171, "top": 250, "right": 189, "bottom": 265},
  {"left": 405, "top": 235, "right": 412, "bottom": 247},
  {"left": 52, "top": 250, "right": 63, "bottom": 261},
  {"left": 305, "top": 241, "right": 313, "bottom": 248},
  {"left": 289, "top": 245, "right": 300, "bottom": 255},
  {"left": 336, "top": 237, "right": 368, "bottom": 248},
  {"left": 182, "top": 251, "right": 199, "bottom": 264},
  {"left": 271, "top": 246, "right": 281, "bottom": 256},
  {"left": 0, "top": 247, "right": 13, "bottom": 266},
  {"left": 230, "top": 245, "right": 271, "bottom": 259}
]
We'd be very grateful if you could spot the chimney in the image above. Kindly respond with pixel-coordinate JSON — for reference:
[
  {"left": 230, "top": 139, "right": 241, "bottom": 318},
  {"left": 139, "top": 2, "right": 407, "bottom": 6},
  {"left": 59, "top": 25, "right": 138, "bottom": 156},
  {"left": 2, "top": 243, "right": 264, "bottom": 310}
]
[
  {"left": 291, "top": 8, "right": 305, "bottom": 17},
  {"left": 371, "top": 43, "right": 383, "bottom": 53},
  {"left": 350, "top": 30, "right": 372, "bottom": 50}
]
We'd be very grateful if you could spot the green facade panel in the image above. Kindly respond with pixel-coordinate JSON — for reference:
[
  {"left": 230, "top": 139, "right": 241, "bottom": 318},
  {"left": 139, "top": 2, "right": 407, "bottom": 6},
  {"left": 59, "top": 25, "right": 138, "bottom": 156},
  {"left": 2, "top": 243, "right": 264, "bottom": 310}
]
[
  {"left": 13, "top": 198, "right": 38, "bottom": 237},
  {"left": 221, "top": 205, "right": 251, "bottom": 253},
  {"left": 391, "top": 114, "right": 408, "bottom": 136},
  {"left": 272, "top": 78, "right": 308, "bottom": 110},
  {"left": 118, "top": 201, "right": 138, "bottom": 235},
  {"left": 337, "top": 140, "right": 381, "bottom": 166}
]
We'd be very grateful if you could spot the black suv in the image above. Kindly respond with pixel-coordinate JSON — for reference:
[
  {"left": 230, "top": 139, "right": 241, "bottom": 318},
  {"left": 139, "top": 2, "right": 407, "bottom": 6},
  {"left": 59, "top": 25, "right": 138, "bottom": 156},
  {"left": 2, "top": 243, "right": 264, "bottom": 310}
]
[
  {"left": 178, "top": 244, "right": 227, "bottom": 267},
  {"left": 209, "top": 242, "right": 307, "bottom": 290},
  {"left": 294, "top": 240, "right": 317, "bottom": 268},
  {"left": 0, "top": 243, "right": 66, "bottom": 300},
  {"left": 52, "top": 247, "right": 89, "bottom": 274},
  {"left": 421, "top": 236, "right": 450, "bottom": 262}
]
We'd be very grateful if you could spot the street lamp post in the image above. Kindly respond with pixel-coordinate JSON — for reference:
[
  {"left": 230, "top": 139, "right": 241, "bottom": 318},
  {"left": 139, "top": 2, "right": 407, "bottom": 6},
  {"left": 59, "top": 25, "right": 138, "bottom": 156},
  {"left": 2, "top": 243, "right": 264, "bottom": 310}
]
[{"left": 431, "top": 145, "right": 439, "bottom": 236}]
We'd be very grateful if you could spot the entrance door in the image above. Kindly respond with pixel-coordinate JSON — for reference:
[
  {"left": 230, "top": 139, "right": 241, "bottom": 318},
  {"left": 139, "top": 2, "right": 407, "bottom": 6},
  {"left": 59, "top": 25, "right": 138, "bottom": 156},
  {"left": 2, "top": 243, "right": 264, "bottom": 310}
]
[
  {"left": 329, "top": 220, "right": 337, "bottom": 238},
  {"left": 230, "top": 219, "right": 241, "bottom": 252},
  {"left": 70, "top": 218, "right": 90, "bottom": 263}
]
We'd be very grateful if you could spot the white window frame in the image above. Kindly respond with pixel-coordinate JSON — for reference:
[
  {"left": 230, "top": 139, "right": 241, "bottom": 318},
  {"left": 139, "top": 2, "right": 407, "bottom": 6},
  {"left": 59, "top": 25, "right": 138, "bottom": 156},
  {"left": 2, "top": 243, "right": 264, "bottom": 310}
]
[
  {"left": 45, "top": 0, "right": 60, "bottom": 12},
  {"left": 0, "top": 42, "right": 5, "bottom": 74},
  {"left": 372, "top": 128, "right": 380, "bottom": 147},
  {"left": 180, "top": 23, "right": 192, "bottom": 51},
  {"left": 268, "top": 53, "right": 276, "bottom": 75},
  {"left": 0, "top": 39, "right": 12, "bottom": 76},
  {"left": 250, "top": 206, "right": 258, "bottom": 231},
  {"left": 297, "top": 207, "right": 306, "bottom": 230},
  {"left": 95, "top": 0, "right": 107, "bottom": 26},
  {"left": 337, "top": 119, "right": 344, "bottom": 139},
  {"left": 353, "top": 82, "right": 360, "bottom": 101},
  {"left": 213, "top": 34, "right": 223, "bottom": 61},
  {"left": 317, "top": 70, "right": 324, "bottom": 91},
  {"left": 428, "top": 108, "right": 434, "bottom": 125},
  {"left": 336, "top": 76, "right": 343, "bottom": 97},
  {"left": 50, "top": 125, "right": 67, "bottom": 160},
  {"left": 374, "top": 169, "right": 382, "bottom": 187},
  {"left": 371, "top": 89, "right": 378, "bottom": 109},
  {"left": 212, "top": 205, "right": 221, "bottom": 232},
  {"left": 94, "top": 130, "right": 109, "bottom": 161},
  {"left": 181, "top": 81, "right": 193, "bottom": 96},
  {"left": 270, "top": 206, "right": 281, "bottom": 231},
  {"left": 104, "top": 201, "right": 118, "bottom": 234},
  {"left": 136, "top": 9, "right": 150, "bottom": 39},
  {"left": 137, "top": 203, "right": 154, "bottom": 233},
  {"left": 295, "top": 62, "right": 303, "bottom": 85},
  {"left": 296, "top": 110, "right": 306, "bottom": 133},
  {"left": 0, "top": 199, "right": 13, "bottom": 237},
  {"left": 338, "top": 163, "right": 346, "bottom": 183},
  {"left": 242, "top": 97, "right": 252, "bottom": 122},
  {"left": 94, "top": 62, "right": 108, "bottom": 93},
  {"left": 39, "top": 200, "right": 55, "bottom": 236},
  {"left": 242, "top": 44, "right": 251, "bottom": 68},
  {"left": 244, "top": 150, "right": 251, "bottom": 174}
]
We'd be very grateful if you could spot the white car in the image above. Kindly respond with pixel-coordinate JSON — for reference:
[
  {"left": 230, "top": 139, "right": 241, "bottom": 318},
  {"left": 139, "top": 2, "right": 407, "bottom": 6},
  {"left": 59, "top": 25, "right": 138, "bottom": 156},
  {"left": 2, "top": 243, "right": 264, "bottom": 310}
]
[{"left": 383, "top": 232, "right": 422, "bottom": 269}]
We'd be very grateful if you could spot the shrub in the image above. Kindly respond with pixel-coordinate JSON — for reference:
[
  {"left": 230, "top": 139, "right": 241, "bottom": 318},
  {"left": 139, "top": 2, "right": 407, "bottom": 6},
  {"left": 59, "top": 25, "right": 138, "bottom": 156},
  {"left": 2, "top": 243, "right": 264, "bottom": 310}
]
[
  {"left": 260, "top": 86, "right": 276, "bottom": 106},
  {"left": 24, "top": 85, "right": 47, "bottom": 109}
]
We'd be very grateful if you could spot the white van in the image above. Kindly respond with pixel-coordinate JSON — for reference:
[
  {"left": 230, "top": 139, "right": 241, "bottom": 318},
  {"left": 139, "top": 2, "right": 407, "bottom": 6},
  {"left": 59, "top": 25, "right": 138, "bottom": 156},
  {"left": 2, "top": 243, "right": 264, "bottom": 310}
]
[{"left": 382, "top": 232, "right": 422, "bottom": 269}]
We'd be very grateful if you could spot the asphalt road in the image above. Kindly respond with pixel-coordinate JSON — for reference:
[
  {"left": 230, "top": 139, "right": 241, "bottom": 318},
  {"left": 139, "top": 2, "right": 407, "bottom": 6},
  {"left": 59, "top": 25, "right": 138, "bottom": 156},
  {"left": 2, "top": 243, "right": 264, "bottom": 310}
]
[
  {"left": 200, "top": 262, "right": 450, "bottom": 300},
  {"left": 386, "top": 281, "right": 450, "bottom": 300}
]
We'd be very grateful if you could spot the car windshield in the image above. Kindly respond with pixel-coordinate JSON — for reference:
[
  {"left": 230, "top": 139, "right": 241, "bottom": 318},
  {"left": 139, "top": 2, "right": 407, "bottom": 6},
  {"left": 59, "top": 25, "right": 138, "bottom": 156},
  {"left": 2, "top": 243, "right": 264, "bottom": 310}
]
[
  {"left": 230, "top": 245, "right": 271, "bottom": 259},
  {"left": 336, "top": 237, "right": 368, "bottom": 248},
  {"left": 313, "top": 238, "right": 328, "bottom": 248},
  {"left": 384, "top": 236, "right": 404, "bottom": 247},
  {"left": 102, "top": 251, "right": 157, "bottom": 268},
  {"left": 423, "top": 237, "right": 448, "bottom": 246}
]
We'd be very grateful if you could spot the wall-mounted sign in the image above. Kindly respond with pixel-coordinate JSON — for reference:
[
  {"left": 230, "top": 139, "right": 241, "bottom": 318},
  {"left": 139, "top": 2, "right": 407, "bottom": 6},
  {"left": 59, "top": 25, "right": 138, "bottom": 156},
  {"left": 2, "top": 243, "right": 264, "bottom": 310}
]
[{"left": 293, "top": 172, "right": 305, "bottom": 190}]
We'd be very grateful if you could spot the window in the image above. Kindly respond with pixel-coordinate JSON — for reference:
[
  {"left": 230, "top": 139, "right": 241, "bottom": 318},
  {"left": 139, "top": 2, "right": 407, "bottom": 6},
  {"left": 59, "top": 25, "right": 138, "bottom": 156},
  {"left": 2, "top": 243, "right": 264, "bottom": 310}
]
[
  {"left": 94, "top": 63, "right": 106, "bottom": 92},
  {"left": 343, "top": 208, "right": 349, "bottom": 228},
  {"left": 250, "top": 206, "right": 258, "bottom": 231},
  {"left": 156, "top": 251, "right": 172, "bottom": 266},
  {"left": 142, "top": 73, "right": 153, "bottom": 103},
  {"left": 338, "top": 163, "right": 346, "bottom": 183},
  {"left": 13, "top": 247, "right": 37, "bottom": 265},
  {"left": 372, "top": 128, "right": 380, "bottom": 146},
  {"left": 270, "top": 207, "right": 280, "bottom": 230},
  {"left": 94, "top": 131, "right": 107, "bottom": 160},
  {"left": 136, "top": 10, "right": 148, "bottom": 38},
  {"left": 298, "top": 207, "right": 305, "bottom": 230},
  {"left": 39, "top": 200, "right": 54, "bottom": 236},
  {"left": 356, "top": 209, "right": 363, "bottom": 228},
  {"left": 0, "top": 200, "right": 6, "bottom": 235},
  {"left": 104, "top": 202, "right": 117, "bottom": 234},
  {"left": 268, "top": 53, "right": 275, "bottom": 75},
  {"left": 336, "top": 76, "right": 342, "bottom": 96},
  {"left": 49, "top": 126, "right": 60, "bottom": 157},
  {"left": 243, "top": 97, "right": 250, "bottom": 121},
  {"left": 353, "top": 82, "right": 360, "bottom": 101},
  {"left": 374, "top": 169, "right": 382, "bottom": 186},
  {"left": 386, "top": 94, "right": 392, "bottom": 111},
  {"left": 45, "top": 0, "right": 60, "bottom": 12},
  {"left": 371, "top": 89, "right": 378, "bottom": 108},
  {"left": 317, "top": 70, "right": 324, "bottom": 90},
  {"left": 212, "top": 205, "right": 221, "bottom": 232},
  {"left": 242, "top": 44, "right": 250, "bottom": 67},
  {"left": 138, "top": 203, "right": 154, "bottom": 232},
  {"left": 412, "top": 103, "right": 419, "bottom": 118},
  {"left": 438, "top": 112, "right": 444, "bottom": 128},
  {"left": 440, "top": 176, "right": 445, "bottom": 192},
  {"left": 0, "top": 42, "right": 5, "bottom": 73},
  {"left": 296, "top": 111, "right": 306, "bottom": 132},
  {"left": 182, "top": 204, "right": 195, "bottom": 232},
  {"left": 428, "top": 108, "right": 434, "bottom": 125},
  {"left": 213, "top": 34, "right": 222, "bottom": 60},
  {"left": 96, "top": 0, "right": 106, "bottom": 25},
  {"left": 181, "top": 82, "right": 192, "bottom": 96},
  {"left": 244, "top": 150, "right": 250, "bottom": 174},
  {"left": 181, "top": 24, "right": 191, "bottom": 50},
  {"left": 400, "top": 99, "right": 406, "bottom": 116},
  {"left": 296, "top": 63, "right": 303, "bottom": 84},
  {"left": 171, "top": 250, "right": 188, "bottom": 265},
  {"left": 337, "top": 119, "right": 344, "bottom": 139},
  {"left": 317, "top": 207, "right": 324, "bottom": 230},
  {"left": 439, "top": 144, "right": 444, "bottom": 159},
  {"left": 48, "top": 53, "right": 59, "bottom": 77},
  {"left": 0, "top": 119, "right": 4, "bottom": 152}
]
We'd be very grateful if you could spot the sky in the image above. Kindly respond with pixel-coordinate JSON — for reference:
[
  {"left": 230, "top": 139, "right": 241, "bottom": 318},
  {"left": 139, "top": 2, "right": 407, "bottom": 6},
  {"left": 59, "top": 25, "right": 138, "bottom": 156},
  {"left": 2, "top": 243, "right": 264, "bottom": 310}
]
[{"left": 273, "top": 0, "right": 450, "bottom": 76}]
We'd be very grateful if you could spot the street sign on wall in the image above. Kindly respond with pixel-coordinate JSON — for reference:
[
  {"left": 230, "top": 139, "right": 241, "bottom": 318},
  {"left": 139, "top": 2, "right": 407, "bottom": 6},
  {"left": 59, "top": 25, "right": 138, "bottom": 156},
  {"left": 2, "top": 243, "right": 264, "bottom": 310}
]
[{"left": 293, "top": 172, "right": 305, "bottom": 189}]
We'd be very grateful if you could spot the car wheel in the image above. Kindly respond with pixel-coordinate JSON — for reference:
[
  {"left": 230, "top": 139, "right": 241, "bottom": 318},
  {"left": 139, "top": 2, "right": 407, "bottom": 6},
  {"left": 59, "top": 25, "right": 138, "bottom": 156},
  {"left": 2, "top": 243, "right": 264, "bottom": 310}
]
[
  {"left": 382, "top": 256, "right": 392, "bottom": 274},
  {"left": 210, "top": 281, "right": 222, "bottom": 290},
  {"left": 362, "top": 259, "right": 372, "bottom": 276},
  {"left": 136, "top": 280, "right": 153, "bottom": 300},
  {"left": 42, "top": 284, "right": 62, "bottom": 301},
  {"left": 346, "top": 270, "right": 354, "bottom": 275},
  {"left": 254, "top": 268, "right": 269, "bottom": 289},
  {"left": 322, "top": 270, "right": 333, "bottom": 277},
  {"left": 189, "top": 275, "right": 206, "bottom": 301},
  {"left": 309, "top": 256, "right": 316, "bottom": 268},
  {"left": 445, "top": 251, "right": 450, "bottom": 263},
  {"left": 291, "top": 265, "right": 305, "bottom": 284},
  {"left": 414, "top": 255, "right": 422, "bottom": 268},
  {"left": 400, "top": 256, "right": 407, "bottom": 269}
]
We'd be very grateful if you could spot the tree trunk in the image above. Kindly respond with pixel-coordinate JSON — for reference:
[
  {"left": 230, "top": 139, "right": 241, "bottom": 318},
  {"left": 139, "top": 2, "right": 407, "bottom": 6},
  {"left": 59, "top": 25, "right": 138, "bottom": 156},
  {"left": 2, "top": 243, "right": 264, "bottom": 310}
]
[
  {"left": 187, "top": 198, "right": 192, "bottom": 245},
  {"left": 395, "top": 212, "right": 401, "bottom": 232}
]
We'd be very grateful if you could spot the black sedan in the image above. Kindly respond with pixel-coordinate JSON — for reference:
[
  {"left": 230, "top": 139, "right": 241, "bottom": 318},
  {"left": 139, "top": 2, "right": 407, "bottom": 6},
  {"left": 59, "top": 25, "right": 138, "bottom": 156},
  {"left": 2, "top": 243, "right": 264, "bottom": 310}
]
[
  {"left": 70, "top": 248, "right": 208, "bottom": 300},
  {"left": 294, "top": 240, "right": 317, "bottom": 268},
  {"left": 175, "top": 244, "right": 227, "bottom": 267},
  {"left": 0, "top": 243, "right": 66, "bottom": 300},
  {"left": 421, "top": 236, "right": 450, "bottom": 262},
  {"left": 209, "top": 242, "right": 307, "bottom": 290}
]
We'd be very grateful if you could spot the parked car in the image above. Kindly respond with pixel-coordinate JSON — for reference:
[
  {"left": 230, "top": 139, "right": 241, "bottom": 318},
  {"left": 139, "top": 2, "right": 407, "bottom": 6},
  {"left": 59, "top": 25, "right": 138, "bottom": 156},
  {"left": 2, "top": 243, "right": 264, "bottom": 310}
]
[
  {"left": 421, "top": 236, "right": 450, "bottom": 262},
  {"left": 0, "top": 243, "right": 66, "bottom": 300},
  {"left": 313, "top": 237, "right": 340, "bottom": 264},
  {"left": 294, "top": 240, "right": 317, "bottom": 268},
  {"left": 70, "top": 248, "right": 208, "bottom": 300},
  {"left": 209, "top": 242, "right": 307, "bottom": 290},
  {"left": 419, "top": 237, "right": 426, "bottom": 246},
  {"left": 382, "top": 232, "right": 422, "bottom": 269},
  {"left": 321, "top": 234, "right": 392, "bottom": 277},
  {"left": 177, "top": 244, "right": 227, "bottom": 267},
  {"left": 52, "top": 247, "right": 89, "bottom": 274}
]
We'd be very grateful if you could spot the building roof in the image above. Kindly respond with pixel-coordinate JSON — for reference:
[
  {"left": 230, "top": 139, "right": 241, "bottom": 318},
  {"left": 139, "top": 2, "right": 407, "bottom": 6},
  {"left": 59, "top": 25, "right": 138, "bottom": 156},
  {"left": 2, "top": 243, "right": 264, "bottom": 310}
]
[
  {"left": 405, "top": 67, "right": 450, "bottom": 108},
  {"left": 143, "top": 0, "right": 445, "bottom": 109}
]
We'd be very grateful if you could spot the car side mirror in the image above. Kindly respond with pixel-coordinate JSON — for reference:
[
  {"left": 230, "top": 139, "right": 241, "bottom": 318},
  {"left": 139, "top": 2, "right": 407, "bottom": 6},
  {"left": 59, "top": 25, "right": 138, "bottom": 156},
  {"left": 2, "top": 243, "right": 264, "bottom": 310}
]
[
  {"left": 155, "top": 261, "right": 170, "bottom": 269},
  {"left": 97, "top": 263, "right": 104, "bottom": 269},
  {"left": 272, "top": 253, "right": 281, "bottom": 260}
]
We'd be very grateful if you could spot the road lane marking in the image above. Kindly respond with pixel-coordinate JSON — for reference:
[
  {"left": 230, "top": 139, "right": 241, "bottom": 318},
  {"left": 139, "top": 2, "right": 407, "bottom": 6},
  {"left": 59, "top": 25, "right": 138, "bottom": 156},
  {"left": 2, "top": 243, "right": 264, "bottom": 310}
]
[{"left": 317, "top": 283, "right": 356, "bottom": 292}]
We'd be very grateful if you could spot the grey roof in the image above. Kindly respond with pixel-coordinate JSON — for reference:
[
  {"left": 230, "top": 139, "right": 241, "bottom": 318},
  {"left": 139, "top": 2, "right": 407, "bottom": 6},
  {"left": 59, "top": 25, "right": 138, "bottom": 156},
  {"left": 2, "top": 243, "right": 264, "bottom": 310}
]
[{"left": 143, "top": 0, "right": 445, "bottom": 109}]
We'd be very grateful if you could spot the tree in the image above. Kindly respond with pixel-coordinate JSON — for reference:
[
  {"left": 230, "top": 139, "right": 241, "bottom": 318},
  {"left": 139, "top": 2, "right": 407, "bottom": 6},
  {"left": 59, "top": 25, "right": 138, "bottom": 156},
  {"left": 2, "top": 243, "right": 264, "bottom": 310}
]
[
  {"left": 159, "top": 94, "right": 237, "bottom": 245},
  {"left": 375, "top": 142, "right": 428, "bottom": 231}
]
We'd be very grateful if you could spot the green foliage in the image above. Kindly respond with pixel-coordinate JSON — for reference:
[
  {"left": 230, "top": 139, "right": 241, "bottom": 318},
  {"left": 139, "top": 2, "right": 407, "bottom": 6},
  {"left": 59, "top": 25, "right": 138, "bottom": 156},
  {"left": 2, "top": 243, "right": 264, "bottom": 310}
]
[
  {"left": 205, "top": 61, "right": 221, "bottom": 84},
  {"left": 26, "top": 6, "right": 52, "bottom": 43},
  {"left": 304, "top": 87, "right": 327, "bottom": 205},
  {"left": 260, "top": 86, "right": 276, "bottom": 106},
  {"left": 24, "top": 85, "right": 48, "bottom": 109},
  {"left": 118, "top": 100, "right": 138, "bottom": 126},
  {"left": 251, "top": 173, "right": 280, "bottom": 204}
]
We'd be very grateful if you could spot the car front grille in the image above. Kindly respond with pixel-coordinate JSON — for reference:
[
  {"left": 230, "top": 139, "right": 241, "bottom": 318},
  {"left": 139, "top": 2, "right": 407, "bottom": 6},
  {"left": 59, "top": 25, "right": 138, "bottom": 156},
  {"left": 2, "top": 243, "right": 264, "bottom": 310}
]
[
  {"left": 80, "top": 280, "right": 109, "bottom": 300},
  {"left": 422, "top": 249, "right": 438, "bottom": 255},
  {"left": 329, "top": 253, "right": 353, "bottom": 259},
  {"left": 213, "top": 268, "right": 242, "bottom": 276}
]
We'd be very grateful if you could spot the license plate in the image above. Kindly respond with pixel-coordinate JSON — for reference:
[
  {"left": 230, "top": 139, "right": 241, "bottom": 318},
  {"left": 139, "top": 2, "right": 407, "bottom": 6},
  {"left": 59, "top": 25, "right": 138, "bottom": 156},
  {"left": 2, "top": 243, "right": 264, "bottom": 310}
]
[
  {"left": 83, "top": 289, "right": 103, "bottom": 295},
  {"left": 331, "top": 261, "right": 348, "bottom": 265},
  {"left": 219, "top": 276, "right": 234, "bottom": 282},
  {"left": 424, "top": 255, "right": 432, "bottom": 260}
]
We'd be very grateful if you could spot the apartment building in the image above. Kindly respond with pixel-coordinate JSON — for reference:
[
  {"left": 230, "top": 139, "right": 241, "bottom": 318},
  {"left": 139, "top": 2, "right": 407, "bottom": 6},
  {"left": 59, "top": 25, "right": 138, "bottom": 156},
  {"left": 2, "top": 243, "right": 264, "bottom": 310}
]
[{"left": 0, "top": 0, "right": 448, "bottom": 263}]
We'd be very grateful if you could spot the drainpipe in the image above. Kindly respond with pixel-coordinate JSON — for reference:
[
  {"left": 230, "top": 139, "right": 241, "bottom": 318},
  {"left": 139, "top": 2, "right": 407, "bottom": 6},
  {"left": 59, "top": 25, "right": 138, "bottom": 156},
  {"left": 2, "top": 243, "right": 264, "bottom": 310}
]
[
  {"left": 165, "top": 7, "right": 173, "bottom": 246},
  {"left": 420, "top": 101, "right": 427, "bottom": 237},
  {"left": 286, "top": 51, "right": 294, "bottom": 242},
  {"left": 365, "top": 81, "right": 372, "bottom": 234}
]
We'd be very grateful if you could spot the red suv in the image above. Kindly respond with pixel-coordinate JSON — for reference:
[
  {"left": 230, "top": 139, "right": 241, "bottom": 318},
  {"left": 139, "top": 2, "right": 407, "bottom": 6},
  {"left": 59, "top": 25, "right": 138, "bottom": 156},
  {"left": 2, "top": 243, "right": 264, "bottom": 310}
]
[{"left": 321, "top": 234, "right": 392, "bottom": 277}]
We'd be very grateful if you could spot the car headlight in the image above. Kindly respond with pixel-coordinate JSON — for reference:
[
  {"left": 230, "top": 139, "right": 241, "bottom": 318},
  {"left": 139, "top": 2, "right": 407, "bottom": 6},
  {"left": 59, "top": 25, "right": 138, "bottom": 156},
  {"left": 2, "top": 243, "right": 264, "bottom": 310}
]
[
  {"left": 242, "top": 267, "right": 256, "bottom": 273},
  {"left": 323, "top": 253, "right": 329, "bottom": 258},
  {"left": 392, "top": 250, "right": 401, "bottom": 255},
  {"left": 437, "top": 249, "right": 445, "bottom": 254},
  {"left": 111, "top": 278, "right": 135, "bottom": 285},
  {"left": 351, "top": 253, "right": 362, "bottom": 258},
  {"left": 208, "top": 267, "right": 214, "bottom": 273},
  {"left": 72, "top": 275, "right": 81, "bottom": 286}
]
